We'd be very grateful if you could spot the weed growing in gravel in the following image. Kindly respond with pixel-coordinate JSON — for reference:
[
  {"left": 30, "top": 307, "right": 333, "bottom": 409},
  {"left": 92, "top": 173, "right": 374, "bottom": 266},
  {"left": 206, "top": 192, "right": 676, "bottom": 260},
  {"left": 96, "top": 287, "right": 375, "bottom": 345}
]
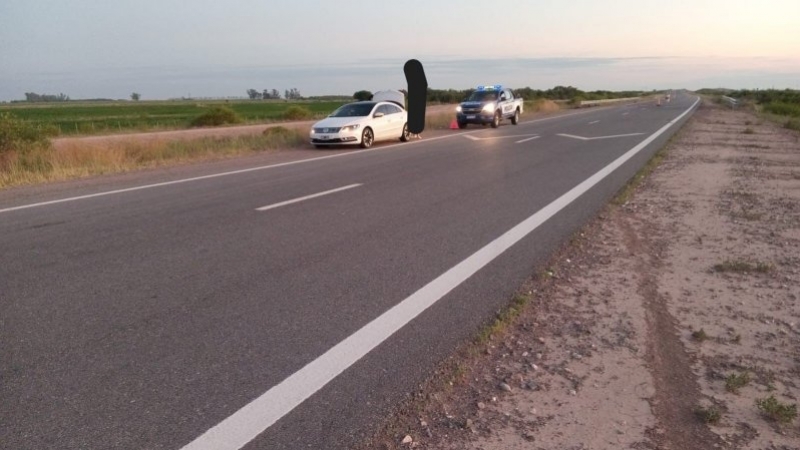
[
  {"left": 725, "top": 372, "right": 751, "bottom": 394},
  {"left": 756, "top": 395, "right": 797, "bottom": 423},
  {"left": 732, "top": 210, "right": 764, "bottom": 221},
  {"left": 695, "top": 406, "right": 722, "bottom": 424},
  {"left": 713, "top": 260, "right": 774, "bottom": 273},
  {"left": 692, "top": 329, "right": 709, "bottom": 342}
]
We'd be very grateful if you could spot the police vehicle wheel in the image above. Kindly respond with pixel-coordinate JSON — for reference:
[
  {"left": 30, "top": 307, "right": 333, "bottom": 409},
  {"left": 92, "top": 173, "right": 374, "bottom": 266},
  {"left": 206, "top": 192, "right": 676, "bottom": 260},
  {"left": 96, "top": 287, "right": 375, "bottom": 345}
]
[
  {"left": 491, "top": 111, "right": 500, "bottom": 128},
  {"left": 360, "top": 127, "right": 374, "bottom": 148},
  {"left": 511, "top": 109, "right": 519, "bottom": 125},
  {"left": 400, "top": 123, "right": 410, "bottom": 142}
]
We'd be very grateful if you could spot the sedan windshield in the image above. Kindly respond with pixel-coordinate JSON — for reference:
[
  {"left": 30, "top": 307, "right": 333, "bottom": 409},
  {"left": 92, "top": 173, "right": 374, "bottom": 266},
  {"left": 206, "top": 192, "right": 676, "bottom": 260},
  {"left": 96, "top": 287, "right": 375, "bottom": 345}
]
[
  {"left": 466, "top": 91, "right": 499, "bottom": 102},
  {"left": 329, "top": 102, "right": 376, "bottom": 117}
]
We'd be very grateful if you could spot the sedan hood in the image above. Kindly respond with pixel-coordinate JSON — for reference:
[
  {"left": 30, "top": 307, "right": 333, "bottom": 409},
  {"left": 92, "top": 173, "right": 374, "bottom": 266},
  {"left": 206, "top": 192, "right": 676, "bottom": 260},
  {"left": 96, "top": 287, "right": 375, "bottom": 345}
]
[{"left": 312, "top": 117, "right": 365, "bottom": 128}]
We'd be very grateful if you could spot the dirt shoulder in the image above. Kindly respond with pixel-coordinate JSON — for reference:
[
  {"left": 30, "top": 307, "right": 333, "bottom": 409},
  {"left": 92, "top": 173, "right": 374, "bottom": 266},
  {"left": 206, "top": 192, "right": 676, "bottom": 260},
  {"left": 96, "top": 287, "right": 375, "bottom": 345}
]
[
  {"left": 356, "top": 99, "right": 800, "bottom": 449},
  {"left": 50, "top": 104, "right": 459, "bottom": 150}
]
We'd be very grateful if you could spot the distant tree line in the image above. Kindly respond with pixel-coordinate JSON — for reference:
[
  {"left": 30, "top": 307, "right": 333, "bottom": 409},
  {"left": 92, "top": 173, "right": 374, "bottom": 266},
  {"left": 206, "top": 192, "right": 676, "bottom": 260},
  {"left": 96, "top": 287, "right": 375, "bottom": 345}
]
[
  {"left": 245, "top": 88, "right": 303, "bottom": 100},
  {"left": 24, "top": 92, "right": 70, "bottom": 102},
  {"left": 424, "top": 86, "right": 649, "bottom": 103}
]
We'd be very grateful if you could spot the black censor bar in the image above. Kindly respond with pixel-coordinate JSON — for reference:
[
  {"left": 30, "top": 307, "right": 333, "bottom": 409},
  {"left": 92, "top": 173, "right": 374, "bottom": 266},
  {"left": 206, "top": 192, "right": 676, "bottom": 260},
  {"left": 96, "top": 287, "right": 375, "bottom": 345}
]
[{"left": 403, "top": 59, "right": 428, "bottom": 135}]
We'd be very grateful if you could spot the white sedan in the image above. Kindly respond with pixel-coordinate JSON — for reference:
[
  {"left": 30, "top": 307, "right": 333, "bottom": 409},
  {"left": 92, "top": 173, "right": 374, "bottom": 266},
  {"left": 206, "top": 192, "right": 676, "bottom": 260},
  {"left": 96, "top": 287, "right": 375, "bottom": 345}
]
[{"left": 310, "top": 90, "right": 411, "bottom": 149}]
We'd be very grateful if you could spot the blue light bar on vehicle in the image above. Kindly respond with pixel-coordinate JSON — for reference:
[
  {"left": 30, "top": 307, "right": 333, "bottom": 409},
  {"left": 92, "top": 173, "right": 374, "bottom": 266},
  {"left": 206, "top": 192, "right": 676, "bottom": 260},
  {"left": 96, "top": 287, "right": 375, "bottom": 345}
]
[{"left": 476, "top": 85, "right": 502, "bottom": 91}]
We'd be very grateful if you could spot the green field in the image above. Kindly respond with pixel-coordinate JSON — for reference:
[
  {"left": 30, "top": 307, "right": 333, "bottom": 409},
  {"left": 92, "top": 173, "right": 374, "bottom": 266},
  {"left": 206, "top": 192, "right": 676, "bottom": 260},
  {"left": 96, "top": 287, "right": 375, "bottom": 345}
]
[{"left": 0, "top": 100, "right": 349, "bottom": 136}]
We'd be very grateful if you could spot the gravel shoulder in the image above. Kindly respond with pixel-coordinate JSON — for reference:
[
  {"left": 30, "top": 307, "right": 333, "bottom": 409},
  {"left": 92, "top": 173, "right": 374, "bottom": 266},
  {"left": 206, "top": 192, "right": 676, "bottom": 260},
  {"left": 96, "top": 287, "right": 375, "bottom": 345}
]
[{"left": 356, "top": 99, "right": 800, "bottom": 449}]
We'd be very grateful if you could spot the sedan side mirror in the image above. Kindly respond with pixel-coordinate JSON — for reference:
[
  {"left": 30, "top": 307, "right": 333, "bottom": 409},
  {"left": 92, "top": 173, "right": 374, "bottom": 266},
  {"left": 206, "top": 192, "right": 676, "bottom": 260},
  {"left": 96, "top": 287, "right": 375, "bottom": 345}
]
[{"left": 373, "top": 112, "right": 385, "bottom": 118}]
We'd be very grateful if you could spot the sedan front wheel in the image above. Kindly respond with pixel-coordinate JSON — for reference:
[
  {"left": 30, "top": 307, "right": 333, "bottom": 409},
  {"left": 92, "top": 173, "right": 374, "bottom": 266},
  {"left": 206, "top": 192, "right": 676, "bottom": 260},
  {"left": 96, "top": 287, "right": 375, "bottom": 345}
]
[{"left": 360, "top": 127, "right": 374, "bottom": 148}]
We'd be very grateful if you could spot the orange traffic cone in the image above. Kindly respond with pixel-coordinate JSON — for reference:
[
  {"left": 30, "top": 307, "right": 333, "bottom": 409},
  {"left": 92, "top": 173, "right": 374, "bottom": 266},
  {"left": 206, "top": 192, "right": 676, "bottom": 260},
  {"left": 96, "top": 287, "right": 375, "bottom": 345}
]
[{"left": 449, "top": 119, "right": 459, "bottom": 130}]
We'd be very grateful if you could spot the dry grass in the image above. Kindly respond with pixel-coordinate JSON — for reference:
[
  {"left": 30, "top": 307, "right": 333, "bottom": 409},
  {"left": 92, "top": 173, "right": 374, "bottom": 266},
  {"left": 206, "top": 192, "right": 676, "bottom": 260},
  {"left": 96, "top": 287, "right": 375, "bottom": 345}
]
[
  {"left": 0, "top": 126, "right": 307, "bottom": 188},
  {"left": 524, "top": 99, "right": 561, "bottom": 113},
  {"left": 425, "top": 111, "right": 458, "bottom": 130}
]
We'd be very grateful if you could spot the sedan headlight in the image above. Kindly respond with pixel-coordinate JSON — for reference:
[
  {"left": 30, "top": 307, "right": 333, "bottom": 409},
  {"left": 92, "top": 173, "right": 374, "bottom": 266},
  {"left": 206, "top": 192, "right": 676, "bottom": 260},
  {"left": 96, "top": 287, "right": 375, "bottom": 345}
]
[
  {"left": 340, "top": 124, "right": 360, "bottom": 131},
  {"left": 482, "top": 103, "right": 496, "bottom": 113},
  {"left": 456, "top": 106, "right": 462, "bottom": 112}
]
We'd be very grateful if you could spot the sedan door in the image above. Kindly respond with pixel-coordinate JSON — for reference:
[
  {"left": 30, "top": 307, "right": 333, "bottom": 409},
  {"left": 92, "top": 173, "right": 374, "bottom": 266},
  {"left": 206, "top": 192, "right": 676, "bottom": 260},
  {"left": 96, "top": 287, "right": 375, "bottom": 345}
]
[
  {"left": 370, "top": 104, "right": 392, "bottom": 140},
  {"left": 385, "top": 104, "right": 405, "bottom": 138}
]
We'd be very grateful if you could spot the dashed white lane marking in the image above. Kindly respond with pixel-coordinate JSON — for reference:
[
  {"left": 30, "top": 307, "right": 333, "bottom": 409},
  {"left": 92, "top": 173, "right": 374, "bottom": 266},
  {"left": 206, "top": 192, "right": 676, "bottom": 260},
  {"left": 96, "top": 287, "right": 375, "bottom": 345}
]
[{"left": 255, "top": 184, "right": 362, "bottom": 211}]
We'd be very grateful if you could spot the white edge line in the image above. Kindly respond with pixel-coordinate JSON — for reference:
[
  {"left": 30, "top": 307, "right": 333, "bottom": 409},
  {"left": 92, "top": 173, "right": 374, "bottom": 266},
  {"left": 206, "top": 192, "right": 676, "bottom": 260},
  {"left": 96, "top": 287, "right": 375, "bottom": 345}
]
[
  {"left": 586, "top": 132, "right": 645, "bottom": 140},
  {"left": 622, "top": 112, "right": 630, "bottom": 116},
  {"left": 589, "top": 120, "right": 600, "bottom": 124},
  {"left": 515, "top": 136, "right": 541, "bottom": 144},
  {"left": 178, "top": 96, "right": 700, "bottom": 450},
  {"left": 0, "top": 107, "right": 604, "bottom": 215},
  {"left": 255, "top": 184, "right": 362, "bottom": 211},
  {"left": 557, "top": 132, "right": 645, "bottom": 141}
]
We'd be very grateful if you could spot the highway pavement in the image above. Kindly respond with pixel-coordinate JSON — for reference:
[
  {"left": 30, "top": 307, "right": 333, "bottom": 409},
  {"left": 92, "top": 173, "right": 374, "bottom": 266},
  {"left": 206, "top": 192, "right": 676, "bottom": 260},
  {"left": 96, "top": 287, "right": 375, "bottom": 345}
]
[{"left": 0, "top": 93, "right": 698, "bottom": 449}]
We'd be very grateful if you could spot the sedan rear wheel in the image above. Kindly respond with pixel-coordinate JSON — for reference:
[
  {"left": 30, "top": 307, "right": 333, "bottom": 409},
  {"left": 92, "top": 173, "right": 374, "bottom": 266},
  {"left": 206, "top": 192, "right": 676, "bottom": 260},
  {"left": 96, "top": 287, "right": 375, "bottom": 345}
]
[
  {"left": 360, "top": 127, "right": 374, "bottom": 148},
  {"left": 400, "top": 123, "right": 410, "bottom": 142}
]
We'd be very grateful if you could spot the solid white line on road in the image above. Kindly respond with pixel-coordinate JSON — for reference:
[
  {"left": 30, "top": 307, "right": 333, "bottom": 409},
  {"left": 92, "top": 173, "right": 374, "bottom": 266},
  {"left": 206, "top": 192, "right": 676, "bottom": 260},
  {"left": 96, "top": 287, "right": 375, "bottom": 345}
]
[
  {"left": 557, "top": 132, "right": 645, "bottom": 141},
  {"left": 178, "top": 96, "right": 700, "bottom": 450},
  {"left": 516, "top": 136, "right": 541, "bottom": 144},
  {"left": 589, "top": 120, "right": 600, "bottom": 124},
  {"left": 622, "top": 112, "right": 630, "bottom": 116},
  {"left": 0, "top": 109, "right": 603, "bottom": 215},
  {"left": 255, "top": 184, "right": 362, "bottom": 211}
]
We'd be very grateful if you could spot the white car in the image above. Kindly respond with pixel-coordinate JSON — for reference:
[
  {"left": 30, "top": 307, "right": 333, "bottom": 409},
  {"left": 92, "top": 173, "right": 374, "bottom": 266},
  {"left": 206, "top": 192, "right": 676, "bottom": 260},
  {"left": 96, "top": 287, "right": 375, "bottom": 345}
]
[{"left": 310, "top": 90, "right": 411, "bottom": 148}]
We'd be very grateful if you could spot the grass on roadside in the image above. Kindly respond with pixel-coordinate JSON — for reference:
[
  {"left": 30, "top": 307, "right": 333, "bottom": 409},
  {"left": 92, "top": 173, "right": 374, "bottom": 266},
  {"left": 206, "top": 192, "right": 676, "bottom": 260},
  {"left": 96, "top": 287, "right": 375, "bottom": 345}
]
[
  {"left": 713, "top": 260, "right": 774, "bottom": 274},
  {"left": 425, "top": 111, "right": 458, "bottom": 130},
  {"left": 785, "top": 118, "right": 800, "bottom": 131},
  {"left": 0, "top": 125, "right": 308, "bottom": 188},
  {"left": 475, "top": 293, "right": 531, "bottom": 344},
  {"left": 0, "top": 100, "right": 343, "bottom": 136},
  {"left": 612, "top": 144, "right": 668, "bottom": 206}
]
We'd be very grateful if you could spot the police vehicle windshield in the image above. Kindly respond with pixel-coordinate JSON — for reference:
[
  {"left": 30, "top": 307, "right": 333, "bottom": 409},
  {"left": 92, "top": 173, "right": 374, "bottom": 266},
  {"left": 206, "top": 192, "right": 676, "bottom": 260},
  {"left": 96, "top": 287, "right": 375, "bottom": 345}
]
[{"left": 466, "top": 91, "right": 499, "bottom": 102}]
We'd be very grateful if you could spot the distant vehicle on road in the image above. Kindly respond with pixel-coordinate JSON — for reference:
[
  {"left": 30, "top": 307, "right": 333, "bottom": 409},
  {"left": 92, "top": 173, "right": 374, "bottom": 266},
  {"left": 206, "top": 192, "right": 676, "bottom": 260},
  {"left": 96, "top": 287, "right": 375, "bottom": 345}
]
[
  {"left": 455, "top": 85, "right": 524, "bottom": 128},
  {"left": 309, "top": 90, "right": 411, "bottom": 149}
]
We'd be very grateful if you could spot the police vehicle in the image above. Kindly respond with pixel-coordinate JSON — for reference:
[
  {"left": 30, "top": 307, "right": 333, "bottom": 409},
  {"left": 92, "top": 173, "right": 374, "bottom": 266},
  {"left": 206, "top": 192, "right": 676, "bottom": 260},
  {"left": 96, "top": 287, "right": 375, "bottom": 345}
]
[{"left": 455, "top": 85, "right": 524, "bottom": 129}]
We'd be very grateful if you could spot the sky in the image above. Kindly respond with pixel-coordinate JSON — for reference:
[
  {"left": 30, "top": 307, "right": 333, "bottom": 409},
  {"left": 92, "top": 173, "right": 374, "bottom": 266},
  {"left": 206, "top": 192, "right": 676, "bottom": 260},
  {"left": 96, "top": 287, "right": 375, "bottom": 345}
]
[{"left": 1, "top": 0, "right": 799, "bottom": 101}]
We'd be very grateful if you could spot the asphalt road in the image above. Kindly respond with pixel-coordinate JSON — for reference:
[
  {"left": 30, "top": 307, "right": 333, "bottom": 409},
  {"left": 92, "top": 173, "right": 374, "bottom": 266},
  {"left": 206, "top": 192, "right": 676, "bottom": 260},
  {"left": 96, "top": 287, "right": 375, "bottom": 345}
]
[{"left": 1, "top": 93, "right": 698, "bottom": 450}]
